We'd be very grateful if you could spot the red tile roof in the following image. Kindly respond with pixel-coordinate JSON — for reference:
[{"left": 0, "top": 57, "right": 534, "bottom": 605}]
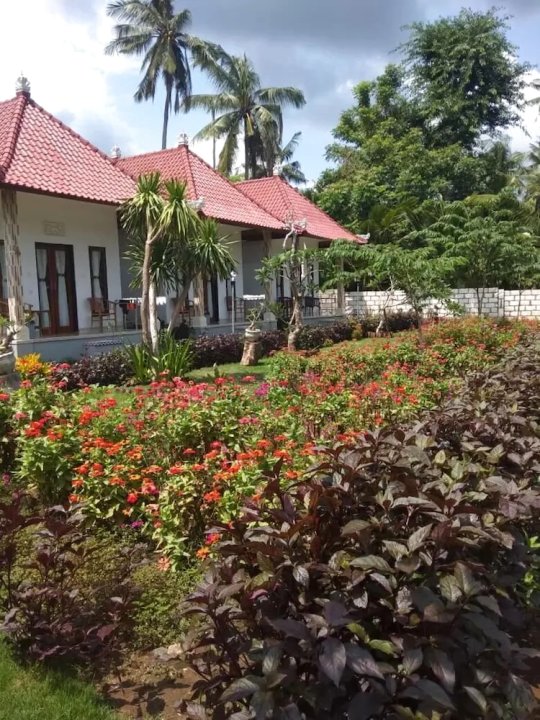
[
  {"left": 237, "top": 176, "right": 361, "bottom": 242},
  {"left": 118, "top": 145, "right": 284, "bottom": 231},
  {"left": 0, "top": 92, "right": 135, "bottom": 204}
]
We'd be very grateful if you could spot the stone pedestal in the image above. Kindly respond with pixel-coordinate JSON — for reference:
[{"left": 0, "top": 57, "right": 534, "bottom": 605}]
[
  {"left": 0, "top": 351, "right": 17, "bottom": 390},
  {"left": 241, "top": 328, "right": 262, "bottom": 366}
]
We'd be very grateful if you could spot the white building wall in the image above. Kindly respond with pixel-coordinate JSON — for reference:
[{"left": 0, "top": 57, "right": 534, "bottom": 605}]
[{"left": 17, "top": 192, "right": 122, "bottom": 331}]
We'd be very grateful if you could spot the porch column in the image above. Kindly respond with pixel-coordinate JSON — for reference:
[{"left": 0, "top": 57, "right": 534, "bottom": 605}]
[
  {"left": 0, "top": 188, "right": 29, "bottom": 339},
  {"left": 191, "top": 274, "right": 208, "bottom": 328},
  {"left": 262, "top": 230, "right": 276, "bottom": 322}
]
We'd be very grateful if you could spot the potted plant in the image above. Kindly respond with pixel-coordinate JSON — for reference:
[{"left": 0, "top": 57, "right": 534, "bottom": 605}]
[{"left": 241, "top": 302, "right": 265, "bottom": 366}]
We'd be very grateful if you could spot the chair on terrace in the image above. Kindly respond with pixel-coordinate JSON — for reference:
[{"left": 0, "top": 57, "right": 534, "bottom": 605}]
[{"left": 88, "top": 297, "right": 118, "bottom": 332}]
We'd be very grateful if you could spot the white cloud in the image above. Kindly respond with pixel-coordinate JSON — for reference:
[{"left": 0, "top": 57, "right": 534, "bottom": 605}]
[
  {"left": 0, "top": 0, "right": 141, "bottom": 155},
  {"left": 507, "top": 71, "right": 540, "bottom": 153}
]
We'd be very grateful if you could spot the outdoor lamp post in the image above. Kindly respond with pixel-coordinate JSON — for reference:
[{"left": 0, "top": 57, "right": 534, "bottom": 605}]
[{"left": 230, "top": 271, "right": 237, "bottom": 334}]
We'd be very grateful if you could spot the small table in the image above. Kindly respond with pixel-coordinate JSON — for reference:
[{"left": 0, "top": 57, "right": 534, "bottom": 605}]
[{"left": 118, "top": 297, "right": 167, "bottom": 330}]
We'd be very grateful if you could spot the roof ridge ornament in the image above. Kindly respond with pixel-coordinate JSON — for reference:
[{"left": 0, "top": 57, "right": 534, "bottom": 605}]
[
  {"left": 178, "top": 132, "right": 189, "bottom": 147},
  {"left": 16, "top": 73, "right": 31, "bottom": 97},
  {"left": 110, "top": 145, "right": 122, "bottom": 159}
]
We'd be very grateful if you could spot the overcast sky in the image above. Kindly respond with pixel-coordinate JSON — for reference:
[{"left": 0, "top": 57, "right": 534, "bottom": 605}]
[{"left": 1, "top": 0, "right": 539, "bottom": 182}]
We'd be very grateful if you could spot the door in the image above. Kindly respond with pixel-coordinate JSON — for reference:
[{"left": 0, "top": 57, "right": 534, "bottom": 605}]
[{"left": 35, "top": 244, "right": 78, "bottom": 335}]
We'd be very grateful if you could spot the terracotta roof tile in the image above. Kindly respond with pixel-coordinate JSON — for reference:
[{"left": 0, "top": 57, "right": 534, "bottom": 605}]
[
  {"left": 0, "top": 92, "right": 135, "bottom": 204},
  {"left": 118, "top": 146, "right": 284, "bottom": 231},
  {"left": 237, "top": 176, "right": 361, "bottom": 242}
]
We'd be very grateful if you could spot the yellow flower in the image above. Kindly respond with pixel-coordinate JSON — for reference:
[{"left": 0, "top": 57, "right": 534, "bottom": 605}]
[{"left": 15, "top": 353, "right": 51, "bottom": 378}]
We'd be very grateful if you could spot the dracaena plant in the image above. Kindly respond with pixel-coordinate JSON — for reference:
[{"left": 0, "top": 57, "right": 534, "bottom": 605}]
[{"left": 182, "top": 340, "right": 540, "bottom": 720}]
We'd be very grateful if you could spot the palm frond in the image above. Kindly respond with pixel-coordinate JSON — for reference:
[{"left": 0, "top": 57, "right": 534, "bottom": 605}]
[{"left": 256, "top": 86, "right": 306, "bottom": 109}]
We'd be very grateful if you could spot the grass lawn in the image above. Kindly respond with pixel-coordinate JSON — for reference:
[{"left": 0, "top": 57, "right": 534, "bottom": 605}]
[
  {"left": 187, "top": 356, "right": 273, "bottom": 382},
  {"left": 0, "top": 642, "right": 118, "bottom": 720}
]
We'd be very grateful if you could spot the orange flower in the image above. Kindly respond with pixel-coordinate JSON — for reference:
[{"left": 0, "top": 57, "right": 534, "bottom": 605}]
[
  {"left": 196, "top": 546, "right": 210, "bottom": 559},
  {"left": 157, "top": 556, "right": 171, "bottom": 572},
  {"left": 203, "top": 490, "right": 221, "bottom": 503}
]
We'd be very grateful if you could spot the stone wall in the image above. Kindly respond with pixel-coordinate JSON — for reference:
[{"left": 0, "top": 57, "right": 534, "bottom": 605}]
[{"left": 332, "top": 288, "right": 540, "bottom": 319}]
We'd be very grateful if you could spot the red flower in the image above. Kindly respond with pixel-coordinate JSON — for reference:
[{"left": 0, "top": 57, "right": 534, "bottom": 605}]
[
  {"left": 203, "top": 490, "right": 221, "bottom": 503},
  {"left": 183, "top": 448, "right": 197, "bottom": 456},
  {"left": 205, "top": 532, "right": 221, "bottom": 545},
  {"left": 126, "top": 492, "right": 138, "bottom": 505}
]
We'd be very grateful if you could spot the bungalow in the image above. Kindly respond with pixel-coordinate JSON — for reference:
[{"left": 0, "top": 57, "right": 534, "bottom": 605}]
[{"left": 0, "top": 76, "right": 361, "bottom": 361}]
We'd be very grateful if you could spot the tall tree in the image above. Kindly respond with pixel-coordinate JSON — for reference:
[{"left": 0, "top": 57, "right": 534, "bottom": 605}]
[
  {"left": 403, "top": 8, "right": 528, "bottom": 148},
  {"left": 188, "top": 53, "right": 305, "bottom": 179},
  {"left": 106, "top": 0, "right": 214, "bottom": 149},
  {"left": 316, "top": 65, "right": 504, "bottom": 230}
]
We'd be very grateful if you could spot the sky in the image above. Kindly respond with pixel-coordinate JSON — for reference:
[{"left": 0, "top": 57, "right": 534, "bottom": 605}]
[{"left": 1, "top": 0, "right": 540, "bottom": 184}]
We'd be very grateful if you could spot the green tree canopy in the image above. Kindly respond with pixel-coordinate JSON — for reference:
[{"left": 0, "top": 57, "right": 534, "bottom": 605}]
[
  {"left": 403, "top": 9, "right": 528, "bottom": 149},
  {"left": 315, "top": 10, "right": 529, "bottom": 232}
]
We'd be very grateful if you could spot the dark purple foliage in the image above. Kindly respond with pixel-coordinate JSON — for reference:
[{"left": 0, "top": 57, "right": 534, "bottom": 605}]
[
  {"left": 0, "top": 498, "right": 142, "bottom": 667},
  {"left": 50, "top": 349, "right": 133, "bottom": 390},
  {"left": 182, "top": 341, "right": 540, "bottom": 719}
]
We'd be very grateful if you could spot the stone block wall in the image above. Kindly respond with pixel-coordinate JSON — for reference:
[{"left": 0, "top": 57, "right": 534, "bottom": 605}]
[{"left": 322, "top": 288, "right": 540, "bottom": 319}]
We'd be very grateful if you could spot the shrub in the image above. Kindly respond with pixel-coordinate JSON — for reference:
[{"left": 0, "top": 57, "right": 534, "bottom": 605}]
[
  {"left": 296, "top": 321, "right": 353, "bottom": 351},
  {"left": 192, "top": 333, "right": 244, "bottom": 368},
  {"left": 131, "top": 562, "right": 201, "bottom": 650},
  {"left": 183, "top": 341, "right": 540, "bottom": 719},
  {"left": 0, "top": 498, "right": 142, "bottom": 667},
  {"left": 191, "top": 323, "right": 354, "bottom": 369},
  {"left": 126, "top": 335, "right": 193, "bottom": 383},
  {"left": 50, "top": 349, "right": 134, "bottom": 390}
]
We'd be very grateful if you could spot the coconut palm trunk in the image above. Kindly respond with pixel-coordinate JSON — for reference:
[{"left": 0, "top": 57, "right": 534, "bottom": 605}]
[{"left": 162, "top": 82, "right": 172, "bottom": 150}]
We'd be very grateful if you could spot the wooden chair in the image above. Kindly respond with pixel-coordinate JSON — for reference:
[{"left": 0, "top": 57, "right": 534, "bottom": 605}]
[
  {"left": 0, "top": 299, "right": 35, "bottom": 320},
  {"left": 89, "top": 297, "right": 118, "bottom": 331},
  {"left": 303, "top": 296, "right": 321, "bottom": 316}
]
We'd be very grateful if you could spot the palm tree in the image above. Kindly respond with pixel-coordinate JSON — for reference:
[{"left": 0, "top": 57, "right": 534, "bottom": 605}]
[
  {"left": 261, "top": 131, "right": 307, "bottom": 184},
  {"left": 106, "top": 1, "right": 214, "bottom": 149},
  {"left": 188, "top": 53, "right": 305, "bottom": 179}
]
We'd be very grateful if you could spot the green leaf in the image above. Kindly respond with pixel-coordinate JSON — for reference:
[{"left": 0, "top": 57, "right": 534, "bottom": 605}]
[{"left": 369, "top": 639, "right": 398, "bottom": 656}]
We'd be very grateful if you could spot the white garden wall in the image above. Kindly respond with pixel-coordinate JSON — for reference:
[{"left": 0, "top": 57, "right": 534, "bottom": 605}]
[{"left": 331, "top": 288, "right": 540, "bottom": 319}]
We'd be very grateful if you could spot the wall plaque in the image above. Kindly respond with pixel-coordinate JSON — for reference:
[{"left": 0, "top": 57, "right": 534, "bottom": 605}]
[{"left": 43, "top": 221, "right": 66, "bottom": 237}]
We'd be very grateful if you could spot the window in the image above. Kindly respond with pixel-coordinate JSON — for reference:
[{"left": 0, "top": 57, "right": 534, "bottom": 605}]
[
  {"left": 89, "top": 247, "right": 108, "bottom": 301},
  {"left": 0, "top": 241, "right": 6, "bottom": 301}
]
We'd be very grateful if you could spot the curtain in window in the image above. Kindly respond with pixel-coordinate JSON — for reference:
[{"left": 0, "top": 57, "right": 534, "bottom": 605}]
[
  {"left": 0, "top": 244, "right": 7, "bottom": 300},
  {"left": 36, "top": 248, "right": 50, "bottom": 329},
  {"left": 90, "top": 249, "right": 103, "bottom": 300},
  {"left": 55, "top": 250, "right": 69, "bottom": 328}
]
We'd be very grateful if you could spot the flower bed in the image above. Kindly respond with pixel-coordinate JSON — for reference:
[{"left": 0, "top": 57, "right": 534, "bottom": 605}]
[
  {"left": 2, "top": 318, "right": 535, "bottom": 566},
  {"left": 183, "top": 337, "right": 540, "bottom": 719}
]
